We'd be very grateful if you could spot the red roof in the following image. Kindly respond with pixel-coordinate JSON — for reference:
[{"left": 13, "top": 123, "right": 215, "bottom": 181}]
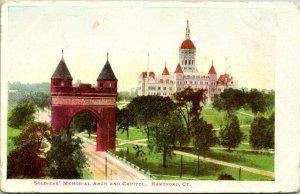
[
  {"left": 217, "top": 73, "right": 233, "bottom": 85},
  {"left": 162, "top": 66, "right": 170, "bottom": 75},
  {"left": 141, "top": 71, "right": 155, "bottom": 78},
  {"left": 208, "top": 60, "right": 217, "bottom": 75},
  {"left": 175, "top": 63, "right": 183, "bottom": 73},
  {"left": 180, "top": 39, "right": 195, "bottom": 49}
]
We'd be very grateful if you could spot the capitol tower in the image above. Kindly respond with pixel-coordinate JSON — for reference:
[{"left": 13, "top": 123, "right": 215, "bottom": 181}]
[{"left": 179, "top": 20, "right": 198, "bottom": 73}]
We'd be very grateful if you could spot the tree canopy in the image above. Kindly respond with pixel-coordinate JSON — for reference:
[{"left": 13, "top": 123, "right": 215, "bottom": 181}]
[
  {"left": 8, "top": 102, "right": 37, "bottom": 128},
  {"left": 47, "top": 130, "right": 88, "bottom": 179},
  {"left": 70, "top": 112, "right": 96, "bottom": 137}
]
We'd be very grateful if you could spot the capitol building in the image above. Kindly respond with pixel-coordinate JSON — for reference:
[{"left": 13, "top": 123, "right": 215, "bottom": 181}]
[{"left": 137, "top": 21, "right": 238, "bottom": 103}]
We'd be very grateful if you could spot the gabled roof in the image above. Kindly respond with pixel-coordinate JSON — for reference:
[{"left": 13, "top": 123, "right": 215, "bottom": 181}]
[
  {"left": 175, "top": 63, "right": 183, "bottom": 73},
  {"left": 217, "top": 73, "right": 233, "bottom": 85},
  {"left": 208, "top": 60, "right": 217, "bottom": 75},
  {"left": 97, "top": 60, "right": 117, "bottom": 80},
  {"left": 162, "top": 65, "right": 170, "bottom": 75},
  {"left": 141, "top": 71, "right": 155, "bottom": 79},
  {"left": 51, "top": 58, "right": 73, "bottom": 79}
]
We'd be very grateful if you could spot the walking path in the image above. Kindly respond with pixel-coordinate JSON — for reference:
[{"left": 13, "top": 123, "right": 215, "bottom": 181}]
[
  {"left": 116, "top": 138, "right": 274, "bottom": 178},
  {"left": 77, "top": 134, "right": 149, "bottom": 180},
  {"left": 173, "top": 150, "right": 274, "bottom": 178},
  {"left": 237, "top": 111, "right": 254, "bottom": 117}
]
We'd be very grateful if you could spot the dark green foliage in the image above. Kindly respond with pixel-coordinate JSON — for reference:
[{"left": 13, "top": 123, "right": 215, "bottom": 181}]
[
  {"left": 70, "top": 112, "right": 96, "bottom": 137},
  {"left": 219, "top": 113, "right": 244, "bottom": 151},
  {"left": 8, "top": 102, "right": 37, "bottom": 128},
  {"left": 191, "top": 117, "right": 218, "bottom": 154},
  {"left": 218, "top": 173, "right": 235, "bottom": 180},
  {"left": 14, "top": 122, "right": 51, "bottom": 152},
  {"left": 116, "top": 107, "right": 136, "bottom": 139},
  {"left": 191, "top": 117, "right": 218, "bottom": 175},
  {"left": 250, "top": 113, "right": 274, "bottom": 149},
  {"left": 47, "top": 130, "right": 88, "bottom": 179},
  {"left": 7, "top": 144, "right": 48, "bottom": 178},
  {"left": 173, "top": 87, "right": 207, "bottom": 133},
  {"left": 213, "top": 88, "right": 246, "bottom": 112},
  {"left": 246, "top": 89, "right": 268, "bottom": 114},
  {"left": 127, "top": 95, "right": 176, "bottom": 141},
  {"left": 149, "top": 113, "right": 188, "bottom": 168},
  {"left": 7, "top": 122, "right": 50, "bottom": 178}
]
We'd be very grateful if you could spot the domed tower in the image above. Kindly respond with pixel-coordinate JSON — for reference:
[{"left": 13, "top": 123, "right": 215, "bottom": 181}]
[
  {"left": 97, "top": 53, "right": 118, "bottom": 94},
  {"left": 179, "top": 20, "right": 197, "bottom": 73},
  {"left": 51, "top": 50, "right": 73, "bottom": 93}
]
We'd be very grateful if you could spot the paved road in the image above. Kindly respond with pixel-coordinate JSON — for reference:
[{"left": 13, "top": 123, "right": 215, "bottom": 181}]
[{"left": 82, "top": 140, "right": 149, "bottom": 180}]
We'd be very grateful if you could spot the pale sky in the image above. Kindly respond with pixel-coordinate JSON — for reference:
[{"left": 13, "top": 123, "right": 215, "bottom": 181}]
[{"left": 6, "top": 2, "right": 283, "bottom": 91}]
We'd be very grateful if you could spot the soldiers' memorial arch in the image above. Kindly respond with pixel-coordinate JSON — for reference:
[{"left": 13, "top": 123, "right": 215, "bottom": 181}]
[{"left": 50, "top": 51, "right": 118, "bottom": 151}]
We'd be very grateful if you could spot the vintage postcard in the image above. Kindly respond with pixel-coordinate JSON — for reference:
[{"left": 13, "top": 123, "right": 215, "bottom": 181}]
[{"left": 1, "top": 1, "right": 299, "bottom": 193}]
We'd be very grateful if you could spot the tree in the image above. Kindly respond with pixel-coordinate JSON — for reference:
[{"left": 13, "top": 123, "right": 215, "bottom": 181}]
[
  {"left": 116, "top": 107, "right": 136, "bottom": 139},
  {"left": 19, "top": 92, "right": 51, "bottom": 111},
  {"left": 173, "top": 87, "right": 207, "bottom": 133},
  {"left": 127, "top": 96, "right": 176, "bottom": 141},
  {"left": 213, "top": 88, "right": 246, "bottom": 112},
  {"left": 149, "top": 112, "right": 187, "bottom": 168},
  {"left": 8, "top": 102, "right": 37, "bottom": 128},
  {"left": 47, "top": 130, "right": 88, "bottom": 179},
  {"left": 70, "top": 112, "right": 96, "bottom": 137},
  {"left": 219, "top": 113, "right": 244, "bottom": 151},
  {"left": 250, "top": 112, "right": 274, "bottom": 149},
  {"left": 14, "top": 122, "right": 51, "bottom": 152},
  {"left": 191, "top": 117, "right": 218, "bottom": 175},
  {"left": 7, "top": 121, "right": 51, "bottom": 178},
  {"left": 7, "top": 144, "right": 48, "bottom": 178}
]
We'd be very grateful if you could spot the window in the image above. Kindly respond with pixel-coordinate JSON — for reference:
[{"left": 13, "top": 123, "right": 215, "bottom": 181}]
[
  {"left": 61, "top": 81, "right": 64, "bottom": 86},
  {"left": 100, "top": 83, "right": 104, "bottom": 88},
  {"left": 163, "top": 87, "right": 166, "bottom": 90},
  {"left": 189, "top": 60, "right": 191, "bottom": 65},
  {"left": 185, "top": 60, "right": 187, "bottom": 65},
  {"left": 169, "top": 87, "right": 172, "bottom": 90},
  {"left": 53, "top": 81, "right": 58, "bottom": 86},
  {"left": 158, "top": 87, "right": 161, "bottom": 90}
]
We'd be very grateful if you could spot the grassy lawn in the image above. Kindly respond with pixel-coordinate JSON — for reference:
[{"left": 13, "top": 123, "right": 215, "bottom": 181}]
[
  {"left": 179, "top": 147, "right": 274, "bottom": 172},
  {"left": 115, "top": 144, "right": 273, "bottom": 181},
  {"left": 7, "top": 126, "right": 22, "bottom": 155},
  {"left": 82, "top": 169, "right": 93, "bottom": 179},
  {"left": 116, "top": 127, "right": 147, "bottom": 141}
]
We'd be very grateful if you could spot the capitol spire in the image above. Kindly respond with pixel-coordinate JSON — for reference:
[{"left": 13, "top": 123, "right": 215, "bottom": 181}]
[{"left": 185, "top": 20, "right": 190, "bottom": 40}]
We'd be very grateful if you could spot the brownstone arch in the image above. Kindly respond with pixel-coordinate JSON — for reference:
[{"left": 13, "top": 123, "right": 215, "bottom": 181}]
[{"left": 51, "top": 51, "right": 118, "bottom": 151}]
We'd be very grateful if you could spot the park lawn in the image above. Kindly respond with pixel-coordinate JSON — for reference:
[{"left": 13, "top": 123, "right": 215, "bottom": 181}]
[
  {"left": 115, "top": 144, "right": 273, "bottom": 181},
  {"left": 179, "top": 147, "right": 274, "bottom": 172},
  {"left": 116, "top": 127, "right": 147, "bottom": 141},
  {"left": 82, "top": 169, "right": 93, "bottom": 179},
  {"left": 240, "top": 125, "right": 250, "bottom": 142},
  {"left": 7, "top": 126, "right": 22, "bottom": 155},
  {"left": 116, "top": 102, "right": 128, "bottom": 109}
]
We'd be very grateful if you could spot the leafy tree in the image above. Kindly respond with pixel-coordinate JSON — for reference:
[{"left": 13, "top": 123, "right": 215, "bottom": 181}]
[
  {"left": 116, "top": 107, "right": 136, "bottom": 139},
  {"left": 7, "top": 121, "right": 50, "bottom": 178},
  {"left": 14, "top": 122, "right": 51, "bottom": 152},
  {"left": 213, "top": 88, "right": 246, "bottom": 113},
  {"left": 250, "top": 112, "right": 274, "bottom": 149},
  {"left": 219, "top": 113, "right": 244, "bottom": 151},
  {"left": 173, "top": 87, "right": 207, "bottom": 133},
  {"left": 8, "top": 102, "right": 37, "bottom": 128},
  {"left": 191, "top": 117, "right": 218, "bottom": 175},
  {"left": 70, "top": 112, "right": 96, "bottom": 137},
  {"left": 245, "top": 89, "right": 268, "bottom": 114},
  {"left": 127, "top": 96, "right": 176, "bottom": 141},
  {"left": 7, "top": 144, "right": 48, "bottom": 178},
  {"left": 149, "top": 112, "right": 186, "bottom": 168},
  {"left": 47, "top": 130, "right": 88, "bottom": 179}
]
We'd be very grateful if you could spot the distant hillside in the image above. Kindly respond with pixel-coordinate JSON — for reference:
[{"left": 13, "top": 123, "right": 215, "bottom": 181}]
[{"left": 8, "top": 82, "right": 51, "bottom": 110}]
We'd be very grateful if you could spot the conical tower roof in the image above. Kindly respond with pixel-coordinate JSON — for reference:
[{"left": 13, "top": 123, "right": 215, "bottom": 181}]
[
  {"left": 51, "top": 51, "right": 73, "bottom": 79},
  {"left": 175, "top": 63, "right": 183, "bottom": 73},
  {"left": 97, "top": 55, "right": 117, "bottom": 80},
  {"left": 162, "top": 63, "right": 170, "bottom": 75},
  {"left": 208, "top": 60, "right": 217, "bottom": 75}
]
